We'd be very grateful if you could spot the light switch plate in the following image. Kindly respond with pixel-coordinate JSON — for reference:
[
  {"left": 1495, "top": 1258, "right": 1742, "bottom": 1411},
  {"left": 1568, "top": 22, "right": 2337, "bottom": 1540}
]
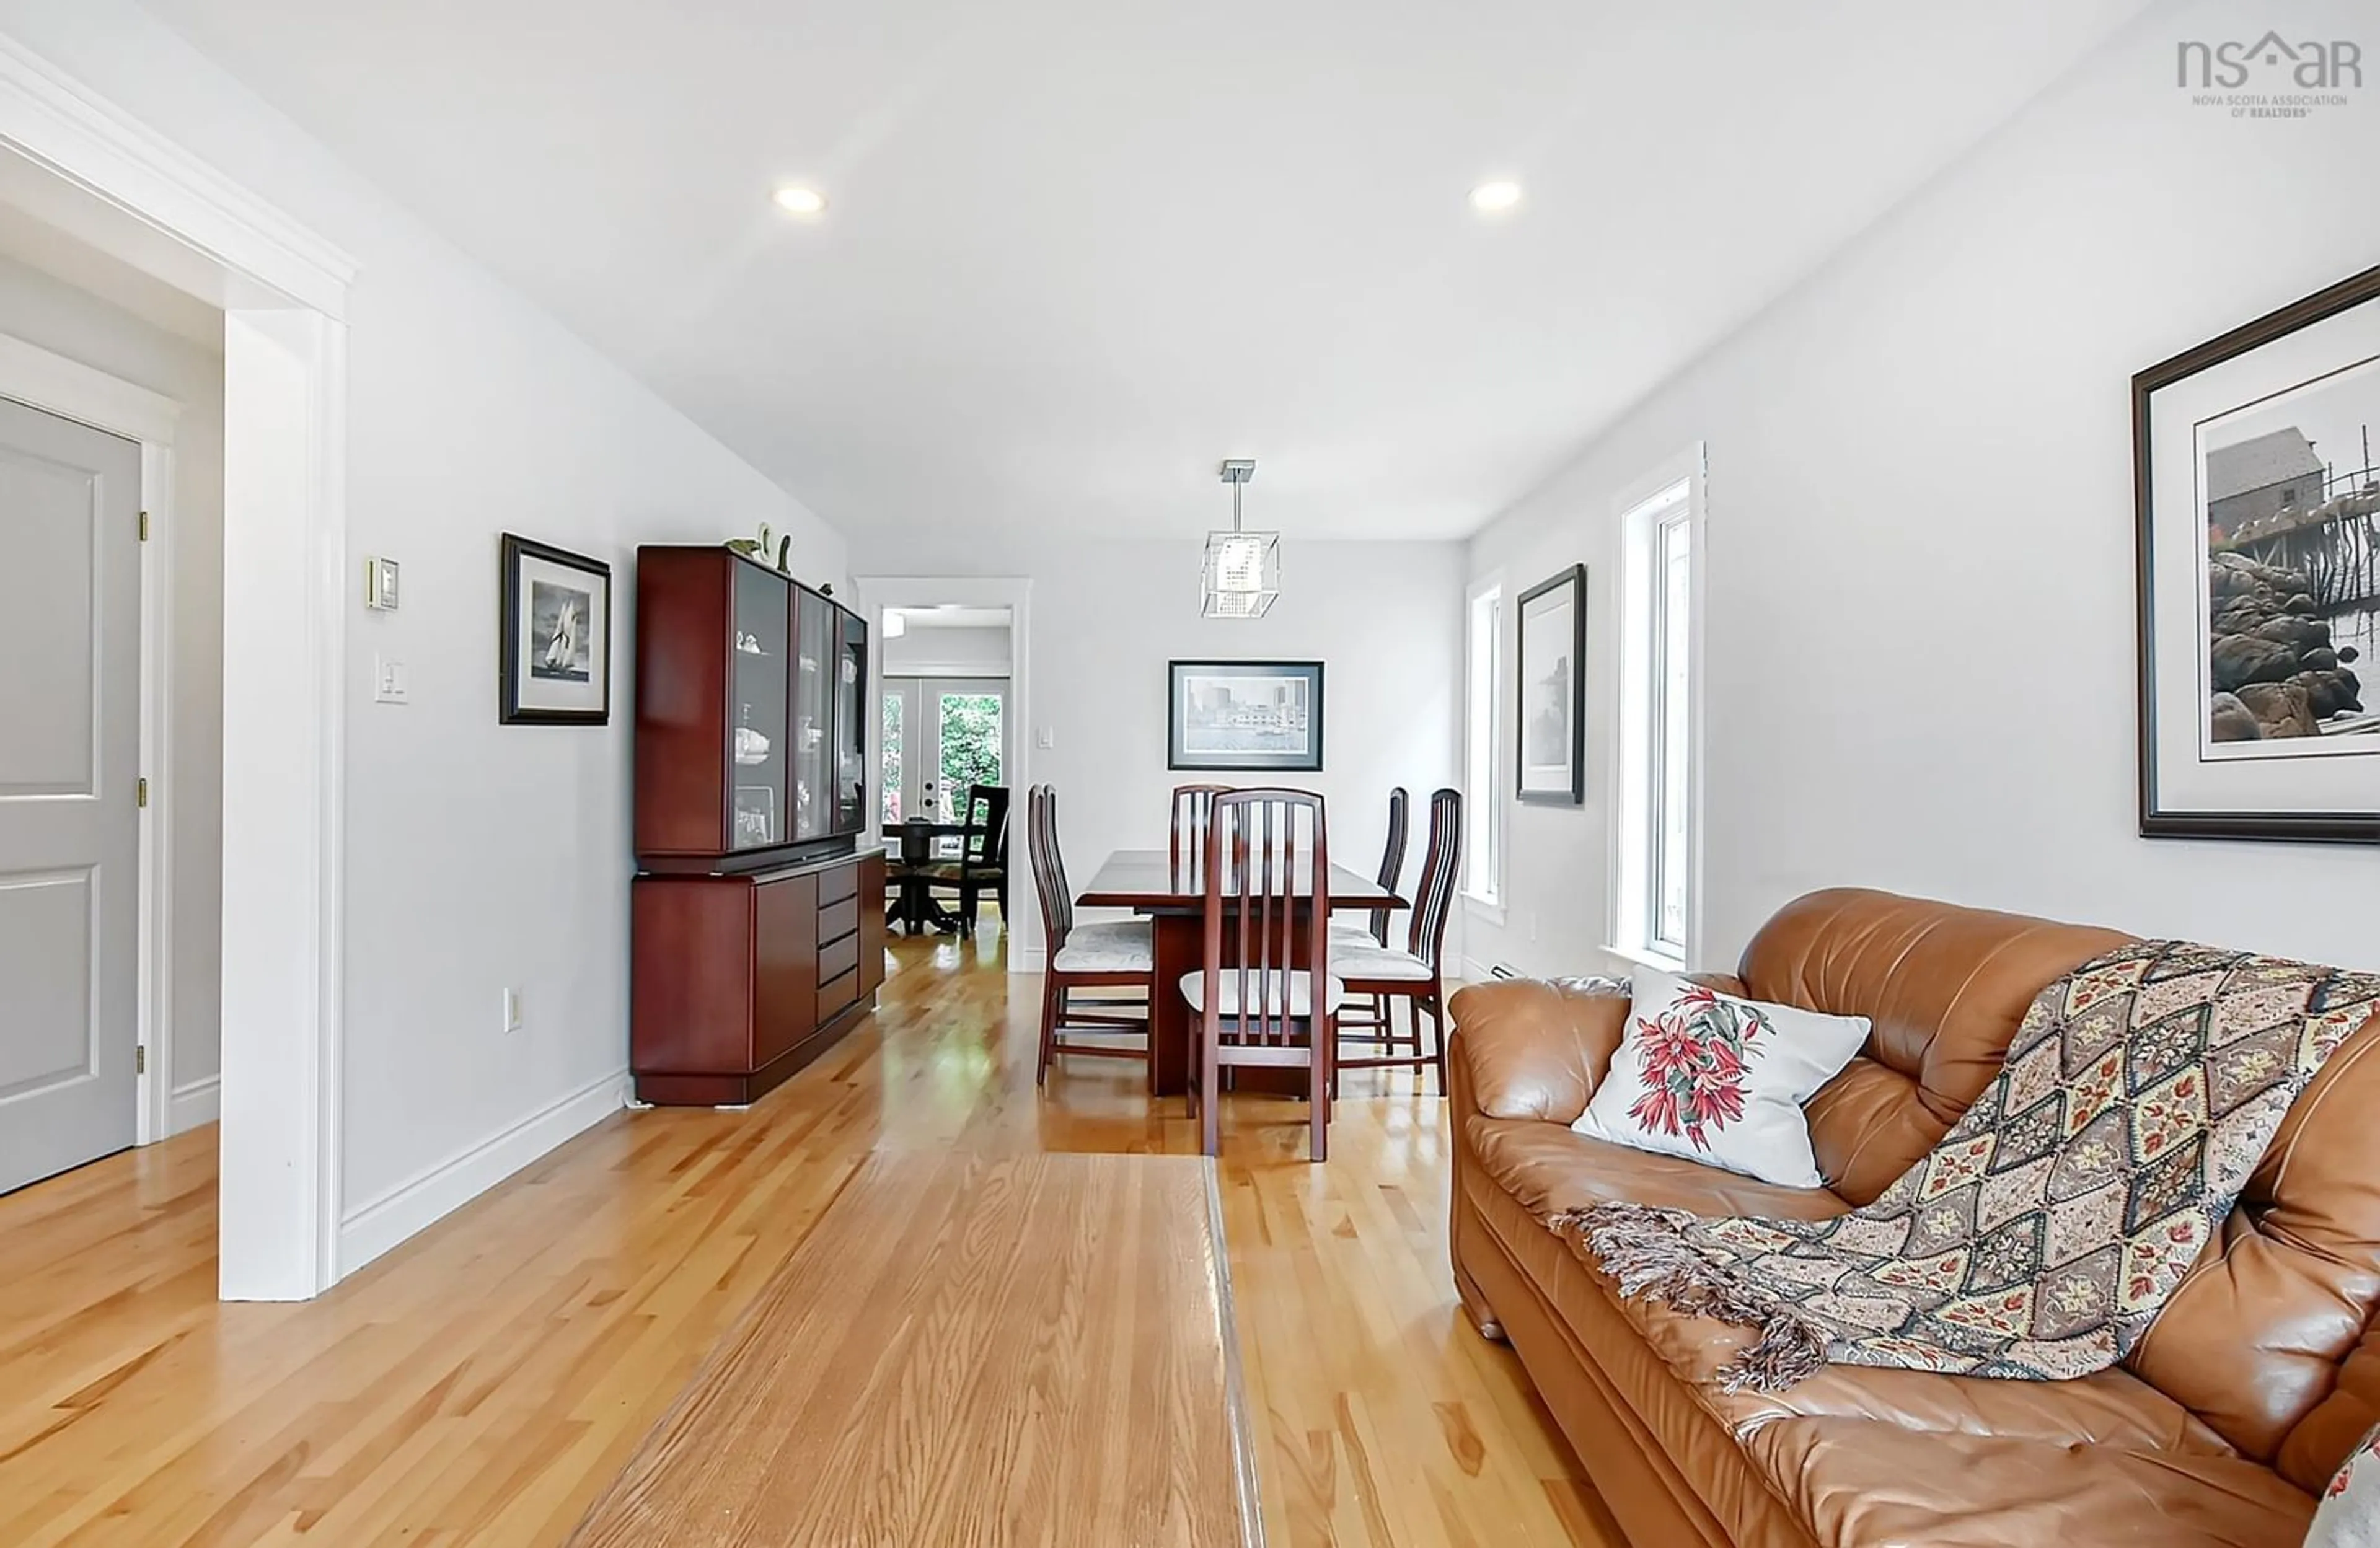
[
  {"left": 1036, "top": 726, "right": 1056, "bottom": 749},
  {"left": 501, "top": 987, "right": 522, "bottom": 1034},
  {"left": 373, "top": 654, "right": 408, "bottom": 704}
]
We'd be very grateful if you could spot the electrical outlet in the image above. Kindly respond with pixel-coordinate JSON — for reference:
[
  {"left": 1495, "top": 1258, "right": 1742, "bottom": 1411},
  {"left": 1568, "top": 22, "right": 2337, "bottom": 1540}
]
[{"left": 502, "top": 987, "right": 522, "bottom": 1034}]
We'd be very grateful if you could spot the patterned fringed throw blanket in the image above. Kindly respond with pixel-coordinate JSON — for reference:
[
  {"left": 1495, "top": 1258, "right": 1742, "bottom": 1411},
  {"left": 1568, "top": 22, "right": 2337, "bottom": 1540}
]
[{"left": 1559, "top": 941, "right": 2380, "bottom": 1393}]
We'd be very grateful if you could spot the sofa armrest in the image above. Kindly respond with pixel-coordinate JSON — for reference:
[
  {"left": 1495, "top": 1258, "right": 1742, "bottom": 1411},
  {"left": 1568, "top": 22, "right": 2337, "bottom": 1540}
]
[{"left": 1447, "top": 978, "right": 1633, "bottom": 1126}]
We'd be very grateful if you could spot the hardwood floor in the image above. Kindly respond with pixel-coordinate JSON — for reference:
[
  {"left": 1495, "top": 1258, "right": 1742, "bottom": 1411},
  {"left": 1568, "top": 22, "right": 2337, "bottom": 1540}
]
[{"left": 0, "top": 926, "right": 1620, "bottom": 1548}]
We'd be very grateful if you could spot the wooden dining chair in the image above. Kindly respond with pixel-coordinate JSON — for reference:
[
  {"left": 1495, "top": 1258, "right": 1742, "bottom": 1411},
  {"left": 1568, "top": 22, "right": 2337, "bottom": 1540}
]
[
  {"left": 1332, "top": 788, "right": 1410, "bottom": 1052},
  {"left": 1169, "top": 783, "right": 1233, "bottom": 873},
  {"left": 1027, "top": 785, "right": 1153, "bottom": 1084},
  {"left": 1331, "top": 788, "right": 1461, "bottom": 1093},
  {"left": 922, "top": 784, "right": 1010, "bottom": 936},
  {"left": 1183, "top": 789, "right": 1338, "bottom": 1161}
]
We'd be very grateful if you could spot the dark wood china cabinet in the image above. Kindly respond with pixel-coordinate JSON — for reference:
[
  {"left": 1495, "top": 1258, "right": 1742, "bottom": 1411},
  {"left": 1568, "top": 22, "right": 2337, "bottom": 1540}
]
[{"left": 630, "top": 547, "right": 881, "bottom": 1105}]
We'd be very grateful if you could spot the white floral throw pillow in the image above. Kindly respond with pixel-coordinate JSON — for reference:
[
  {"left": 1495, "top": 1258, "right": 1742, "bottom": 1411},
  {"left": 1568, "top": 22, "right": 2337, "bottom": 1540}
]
[
  {"left": 1571, "top": 967, "right": 1870, "bottom": 1189},
  {"left": 2311, "top": 1422, "right": 2380, "bottom": 1548}
]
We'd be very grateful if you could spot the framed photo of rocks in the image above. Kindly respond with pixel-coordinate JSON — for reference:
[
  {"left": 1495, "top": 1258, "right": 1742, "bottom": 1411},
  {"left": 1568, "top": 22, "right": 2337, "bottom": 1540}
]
[{"left": 2135, "top": 264, "right": 2380, "bottom": 843}]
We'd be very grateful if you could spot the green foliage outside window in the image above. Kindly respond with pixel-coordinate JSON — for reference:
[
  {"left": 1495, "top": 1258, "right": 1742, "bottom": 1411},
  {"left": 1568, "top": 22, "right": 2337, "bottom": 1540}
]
[{"left": 937, "top": 694, "right": 1003, "bottom": 820}]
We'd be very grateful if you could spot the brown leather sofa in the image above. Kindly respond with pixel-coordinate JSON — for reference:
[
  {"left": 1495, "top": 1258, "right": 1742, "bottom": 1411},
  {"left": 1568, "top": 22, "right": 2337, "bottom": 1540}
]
[{"left": 1447, "top": 888, "right": 2380, "bottom": 1548}]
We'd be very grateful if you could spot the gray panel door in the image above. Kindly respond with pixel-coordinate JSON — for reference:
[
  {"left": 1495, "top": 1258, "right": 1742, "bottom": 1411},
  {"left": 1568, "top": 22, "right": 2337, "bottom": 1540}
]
[{"left": 0, "top": 395, "right": 139, "bottom": 1195}]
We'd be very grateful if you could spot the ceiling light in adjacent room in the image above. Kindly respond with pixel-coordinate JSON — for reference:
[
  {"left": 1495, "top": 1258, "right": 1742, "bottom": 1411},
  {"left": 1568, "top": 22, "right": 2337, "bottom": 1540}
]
[
  {"left": 881, "top": 609, "right": 908, "bottom": 639},
  {"left": 1468, "top": 179, "right": 1523, "bottom": 215},
  {"left": 772, "top": 185, "right": 828, "bottom": 216},
  {"left": 1202, "top": 459, "right": 1279, "bottom": 620}
]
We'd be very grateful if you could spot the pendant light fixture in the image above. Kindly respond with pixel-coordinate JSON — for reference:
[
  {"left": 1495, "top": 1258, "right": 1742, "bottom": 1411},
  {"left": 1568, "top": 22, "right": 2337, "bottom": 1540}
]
[{"left": 1201, "top": 458, "right": 1279, "bottom": 618}]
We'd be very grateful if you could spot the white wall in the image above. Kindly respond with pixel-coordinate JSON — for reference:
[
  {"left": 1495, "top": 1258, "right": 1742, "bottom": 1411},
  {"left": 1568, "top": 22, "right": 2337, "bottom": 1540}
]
[
  {"left": 884, "top": 624, "right": 1011, "bottom": 677},
  {"left": 0, "top": 0, "right": 845, "bottom": 1269},
  {"left": 1468, "top": 0, "right": 2380, "bottom": 980},
  {"left": 853, "top": 536, "right": 1463, "bottom": 961},
  {"left": 0, "top": 247, "right": 225, "bottom": 1114}
]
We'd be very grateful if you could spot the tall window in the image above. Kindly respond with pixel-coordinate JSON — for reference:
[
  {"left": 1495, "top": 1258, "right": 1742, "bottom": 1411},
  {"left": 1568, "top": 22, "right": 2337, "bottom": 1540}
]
[
  {"left": 1614, "top": 458, "right": 1701, "bottom": 965},
  {"left": 1649, "top": 509, "right": 1693, "bottom": 956},
  {"left": 1463, "top": 578, "right": 1505, "bottom": 908}
]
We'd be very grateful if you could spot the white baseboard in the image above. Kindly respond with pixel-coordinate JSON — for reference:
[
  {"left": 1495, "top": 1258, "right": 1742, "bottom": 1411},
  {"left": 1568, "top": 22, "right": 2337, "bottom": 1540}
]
[
  {"left": 168, "top": 1075, "right": 220, "bottom": 1134},
  {"left": 1010, "top": 944, "right": 1046, "bottom": 974},
  {"left": 336, "top": 1068, "right": 628, "bottom": 1277}
]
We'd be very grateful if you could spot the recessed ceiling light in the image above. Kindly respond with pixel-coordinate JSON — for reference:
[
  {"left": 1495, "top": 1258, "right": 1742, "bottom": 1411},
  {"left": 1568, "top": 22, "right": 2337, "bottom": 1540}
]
[
  {"left": 772, "top": 185, "right": 827, "bottom": 216},
  {"left": 1468, "top": 180, "right": 1523, "bottom": 216}
]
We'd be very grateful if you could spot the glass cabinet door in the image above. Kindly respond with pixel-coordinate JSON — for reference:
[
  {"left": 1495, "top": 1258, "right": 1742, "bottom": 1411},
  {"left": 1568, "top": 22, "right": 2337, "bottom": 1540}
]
[
  {"left": 727, "top": 563, "right": 790, "bottom": 851},
  {"left": 834, "top": 607, "right": 868, "bottom": 835},
  {"left": 792, "top": 588, "right": 832, "bottom": 840}
]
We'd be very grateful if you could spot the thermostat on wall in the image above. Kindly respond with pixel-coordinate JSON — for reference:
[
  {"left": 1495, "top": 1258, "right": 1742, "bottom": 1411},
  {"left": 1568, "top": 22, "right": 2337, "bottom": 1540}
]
[{"left": 364, "top": 556, "right": 400, "bottom": 610}]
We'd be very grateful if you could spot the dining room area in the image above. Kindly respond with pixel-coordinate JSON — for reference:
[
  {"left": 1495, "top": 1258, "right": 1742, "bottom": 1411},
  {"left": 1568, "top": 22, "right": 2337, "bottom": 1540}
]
[
  {"left": 879, "top": 771, "right": 1463, "bottom": 1144},
  {"left": 857, "top": 543, "right": 1472, "bottom": 1160}
]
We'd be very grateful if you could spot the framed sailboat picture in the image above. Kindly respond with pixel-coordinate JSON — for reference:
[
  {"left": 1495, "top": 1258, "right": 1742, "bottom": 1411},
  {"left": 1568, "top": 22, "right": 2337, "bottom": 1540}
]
[{"left": 500, "top": 533, "right": 612, "bottom": 725}]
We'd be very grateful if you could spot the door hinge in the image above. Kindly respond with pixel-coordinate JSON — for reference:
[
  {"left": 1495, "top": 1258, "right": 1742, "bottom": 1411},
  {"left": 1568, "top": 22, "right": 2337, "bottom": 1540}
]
[
  {"left": 138, "top": 511, "right": 150, "bottom": 542},
  {"left": 136, "top": 1045, "right": 146, "bottom": 1075},
  {"left": 137, "top": 777, "right": 149, "bottom": 809}
]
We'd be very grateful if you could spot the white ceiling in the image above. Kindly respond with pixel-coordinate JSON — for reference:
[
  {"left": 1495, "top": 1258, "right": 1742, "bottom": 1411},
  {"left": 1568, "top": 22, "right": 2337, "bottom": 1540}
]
[{"left": 139, "top": 1, "right": 2143, "bottom": 541}]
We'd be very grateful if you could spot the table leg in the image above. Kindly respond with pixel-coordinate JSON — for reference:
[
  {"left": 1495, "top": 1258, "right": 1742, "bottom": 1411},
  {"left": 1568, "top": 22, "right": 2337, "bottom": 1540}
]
[{"left": 1148, "top": 912, "right": 1197, "bottom": 1099}]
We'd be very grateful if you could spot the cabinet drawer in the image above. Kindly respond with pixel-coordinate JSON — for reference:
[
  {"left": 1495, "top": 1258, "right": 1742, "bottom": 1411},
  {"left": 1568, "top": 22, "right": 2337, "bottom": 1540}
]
[
  {"left": 818, "top": 861, "right": 859, "bottom": 906},
  {"left": 819, "top": 932, "right": 860, "bottom": 986},
  {"left": 818, "top": 896, "right": 860, "bottom": 946},
  {"left": 816, "top": 967, "right": 859, "bottom": 1024}
]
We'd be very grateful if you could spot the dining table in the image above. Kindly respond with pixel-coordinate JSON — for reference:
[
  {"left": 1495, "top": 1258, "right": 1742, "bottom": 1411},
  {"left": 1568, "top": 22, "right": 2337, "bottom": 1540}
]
[
  {"left": 1075, "top": 848, "right": 1408, "bottom": 1099},
  {"left": 881, "top": 819, "right": 969, "bottom": 933}
]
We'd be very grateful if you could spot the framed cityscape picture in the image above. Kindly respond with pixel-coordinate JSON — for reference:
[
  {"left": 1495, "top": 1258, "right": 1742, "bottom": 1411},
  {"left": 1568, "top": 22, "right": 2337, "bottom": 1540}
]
[
  {"left": 2135, "top": 264, "right": 2380, "bottom": 843},
  {"left": 1168, "top": 659, "right": 1324, "bottom": 772},
  {"left": 500, "top": 533, "right": 612, "bottom": 725},
  {"left": 1517, "top": 565, "right": 1586, "bottom": 804}
]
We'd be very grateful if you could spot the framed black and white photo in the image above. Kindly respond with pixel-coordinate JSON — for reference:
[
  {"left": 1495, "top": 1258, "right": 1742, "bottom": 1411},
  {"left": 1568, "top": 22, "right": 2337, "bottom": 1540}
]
[
  {"left": 1516, "top": 565, "right": 1586, "bottom": 804},
  {"left": 500, "top": 533, "right": 612, "bottom": 726},
  {"left": 1168, "top": 659, "right": 1324, "bottom": 772},
  {"left": 2136, "top": 265, "right": 2380, "bottom": 843}
]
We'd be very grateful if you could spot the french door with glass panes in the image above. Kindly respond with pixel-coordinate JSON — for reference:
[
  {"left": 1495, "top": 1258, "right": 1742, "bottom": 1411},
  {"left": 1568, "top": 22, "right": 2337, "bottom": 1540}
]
[{"left": 882, "top": 678, "right": 1009, "bottom": 854}]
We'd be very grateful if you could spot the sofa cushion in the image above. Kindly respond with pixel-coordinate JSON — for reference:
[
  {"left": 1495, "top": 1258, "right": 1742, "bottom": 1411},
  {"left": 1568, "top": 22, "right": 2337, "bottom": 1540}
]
[
  {"left": 1739, "top": 1417, "right": 2313, "bottom": 1548},
  {"left": 1737, "top": 888, "right": 2133, "bottom": 1203},
  {"left": 1466, "top": 1112, "right": 1850, "bottom": 1225}
]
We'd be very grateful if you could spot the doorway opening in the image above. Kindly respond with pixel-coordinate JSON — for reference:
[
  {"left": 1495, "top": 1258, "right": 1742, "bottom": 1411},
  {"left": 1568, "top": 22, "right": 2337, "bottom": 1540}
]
[
  {"left": 850, "top": 578, "right": 1036, "bottom": 970},
  {"left": 0, "top": 52, "right": 354, "bottom": 1298},
  {"left": 881, "top": 605, "right": 1013, "bottom": 939}
]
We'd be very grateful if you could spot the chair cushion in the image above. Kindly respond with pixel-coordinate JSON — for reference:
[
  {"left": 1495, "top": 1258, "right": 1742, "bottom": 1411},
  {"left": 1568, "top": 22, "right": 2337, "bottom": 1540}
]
[
  {"left": 1051, "top": 920, "right": 1153, "bottom": 974},
  {"left": 1179, "top": 970, "right": 1347, "bottom": 1017},
  {"left": 919, "top": 861, "right": 1002, "bottom": 882},
  {"left": 1330, "top": 920, "right": 1383, "bottom": 946},
  {"left": 1333, "top": 943, "right": 1432, "bottom": 982}
]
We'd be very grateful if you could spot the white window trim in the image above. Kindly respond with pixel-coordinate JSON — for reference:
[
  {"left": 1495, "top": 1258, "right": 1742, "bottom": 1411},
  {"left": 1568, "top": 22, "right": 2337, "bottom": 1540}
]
[
  {"left": 1461, "top": 571, "right": 1507, "bottom": 921},
  {"left": 1606, "top": 444, "right": 1707, "bottom": 974}
]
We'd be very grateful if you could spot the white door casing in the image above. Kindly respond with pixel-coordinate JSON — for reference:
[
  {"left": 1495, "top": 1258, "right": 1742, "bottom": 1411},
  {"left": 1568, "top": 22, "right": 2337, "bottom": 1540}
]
[
  {"left": 0, "top": 396, "right": 141, "bottom": 1194},
  {"left": 0, "top": 30, "right": 358, "bottom": 1296}
]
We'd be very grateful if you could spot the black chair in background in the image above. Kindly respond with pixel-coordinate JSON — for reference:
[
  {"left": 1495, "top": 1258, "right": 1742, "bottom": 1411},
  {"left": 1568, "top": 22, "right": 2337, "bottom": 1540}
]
[{"left": 921, "top": 784, "right": 1010, "bottom": 936}]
